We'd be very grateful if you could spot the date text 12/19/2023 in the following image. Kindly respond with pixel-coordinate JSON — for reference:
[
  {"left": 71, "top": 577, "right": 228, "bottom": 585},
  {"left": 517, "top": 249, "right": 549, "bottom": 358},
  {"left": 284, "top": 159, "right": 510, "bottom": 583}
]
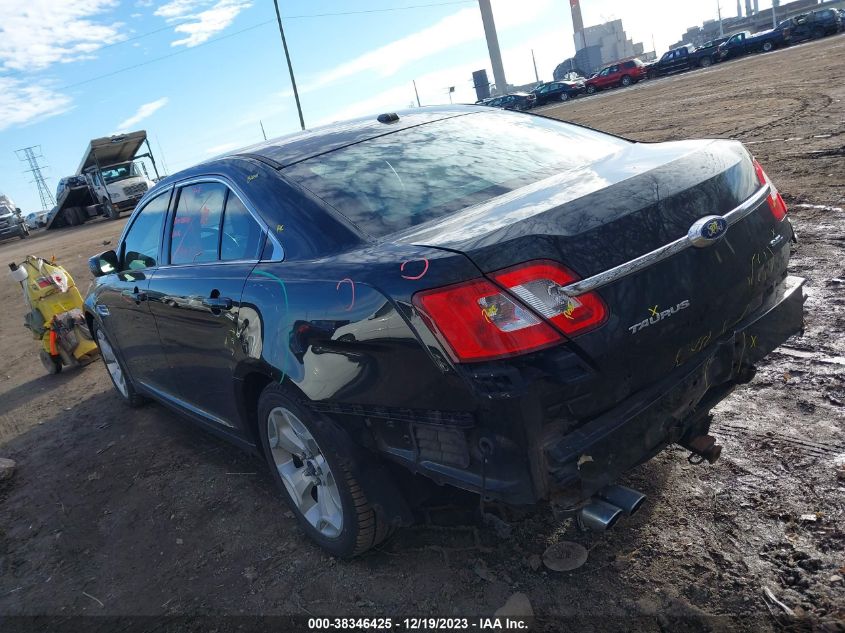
[{"left": 307, "top": 617, "right": 530, "bottom": 630}]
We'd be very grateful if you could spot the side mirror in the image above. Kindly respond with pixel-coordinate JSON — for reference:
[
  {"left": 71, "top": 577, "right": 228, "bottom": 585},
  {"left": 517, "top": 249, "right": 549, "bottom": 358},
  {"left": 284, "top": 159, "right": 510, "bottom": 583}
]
[{"left": 89, "top": 250, "right": 118, "bottom": 277}]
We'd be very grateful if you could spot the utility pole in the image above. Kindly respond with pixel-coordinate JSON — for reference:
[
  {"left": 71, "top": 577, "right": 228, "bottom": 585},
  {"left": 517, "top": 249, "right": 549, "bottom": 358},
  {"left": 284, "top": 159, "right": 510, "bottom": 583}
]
[
  {"left": 477, "top": 0, "right": 507, "bottom": 96},
  {"left": 717, "top": 2, "right": 724, "bottom": 37},
  {"left": 771, "top": 0, "right": 779, "bottom": 28},
  {"left": 273, "top": 0, "right": 305, "bottom": 131},
  {"left": 16, "top": 146, "right": 55, "bottom": 210},
  {"left": 413, "top": 80, "right": 421, "bottom": 107},
  {"left": 531, "top": 49, "right": 540, "bottom": 83}
]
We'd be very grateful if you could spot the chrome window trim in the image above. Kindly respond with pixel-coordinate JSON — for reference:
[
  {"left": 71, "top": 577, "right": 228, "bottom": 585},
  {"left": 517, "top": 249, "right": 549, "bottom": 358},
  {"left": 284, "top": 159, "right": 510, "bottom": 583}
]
[
  {"left": 116, "top": 184, "right": 175, "bottom": 271},
  {"left": 167, "top": 174, "right": 285, "bottom": 265},
  {"left": 561, "top": 183, "right": 772, "bottom": 297}
]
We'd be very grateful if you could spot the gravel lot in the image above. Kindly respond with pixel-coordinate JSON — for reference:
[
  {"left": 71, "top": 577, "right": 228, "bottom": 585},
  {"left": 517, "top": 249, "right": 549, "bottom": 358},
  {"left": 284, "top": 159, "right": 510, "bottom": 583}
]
[{"left": 1, "top": 34, "right": 843, "bottom": 632}]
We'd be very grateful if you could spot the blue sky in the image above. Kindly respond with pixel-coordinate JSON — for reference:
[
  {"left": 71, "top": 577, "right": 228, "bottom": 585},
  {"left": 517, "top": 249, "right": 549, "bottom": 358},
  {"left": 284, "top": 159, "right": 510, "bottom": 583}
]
[{"left": 0, "top": 0, "right": 778, "bottom": 212}]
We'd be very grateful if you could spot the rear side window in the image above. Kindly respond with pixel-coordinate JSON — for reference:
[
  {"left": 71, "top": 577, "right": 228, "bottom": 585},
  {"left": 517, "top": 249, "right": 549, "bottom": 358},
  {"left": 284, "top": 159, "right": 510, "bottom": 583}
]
[
  {"left": 170, "top": 182, "right": 227, "bottom": 265},
  {"left": 221, "top": 192, "right": 263, "bottom": 261},
  {"left": 283, "top": 111, "right": 627, "bottom": 238},
  {"left": 122, "top": 190, "right": 169, "bottom": 270}
]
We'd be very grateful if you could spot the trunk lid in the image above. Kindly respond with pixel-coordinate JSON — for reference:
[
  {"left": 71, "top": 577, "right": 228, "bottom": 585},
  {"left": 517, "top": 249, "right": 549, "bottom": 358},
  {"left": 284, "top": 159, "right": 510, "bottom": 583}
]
[{"left": 399, "top": 140, "right": 788, "bottom": 403}]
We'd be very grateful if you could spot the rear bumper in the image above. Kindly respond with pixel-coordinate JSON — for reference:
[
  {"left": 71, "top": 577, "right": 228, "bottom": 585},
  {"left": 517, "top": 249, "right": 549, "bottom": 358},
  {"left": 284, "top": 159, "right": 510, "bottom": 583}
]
[
  {"left": 379, "top": 275, "right": 805, "bottom": 506},
  {"left": 541, "top": 274, "right": 805, "bottom": 506}
]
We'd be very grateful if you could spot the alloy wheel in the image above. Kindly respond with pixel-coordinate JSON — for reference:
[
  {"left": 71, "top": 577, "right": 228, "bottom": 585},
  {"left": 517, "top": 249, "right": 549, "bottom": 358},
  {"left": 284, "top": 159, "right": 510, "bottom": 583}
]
[
  {"left": 97, "top": 329, "right": 128, "bottom": 398},
  {"left": 267, "top": 407, "right": 344, "bottom": 538}
]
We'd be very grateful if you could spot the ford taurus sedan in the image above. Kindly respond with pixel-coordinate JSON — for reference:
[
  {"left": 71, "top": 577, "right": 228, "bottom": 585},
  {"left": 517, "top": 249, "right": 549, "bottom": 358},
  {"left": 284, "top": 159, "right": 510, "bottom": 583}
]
[{"left": 85, "top": 106, "right": 804, "bottom": 557}]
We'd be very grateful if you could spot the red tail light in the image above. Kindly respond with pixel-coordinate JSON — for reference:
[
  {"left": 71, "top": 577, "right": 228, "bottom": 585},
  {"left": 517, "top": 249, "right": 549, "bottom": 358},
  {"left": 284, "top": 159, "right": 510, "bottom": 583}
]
[
  {"left": 753, "top": 159, "right": 788, "bottom": 221},
  {"left": 413, "top": 260, "right": 607, "bottom": 363}
]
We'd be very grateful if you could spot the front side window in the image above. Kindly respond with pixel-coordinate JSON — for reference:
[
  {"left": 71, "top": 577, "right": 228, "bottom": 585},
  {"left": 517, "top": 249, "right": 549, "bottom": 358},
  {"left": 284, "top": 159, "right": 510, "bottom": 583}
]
[
  {"left": 170, "top": 182, "right": 227, "bottom": 265},
  {"left": 221, "top": 192, "right": 263, "bottom": 261},
  {"left": 122, "top": 191, "right": 170, "bottom": 270},
  {"left": 283, "top": 111, "right": 627, "bottom": 238}
]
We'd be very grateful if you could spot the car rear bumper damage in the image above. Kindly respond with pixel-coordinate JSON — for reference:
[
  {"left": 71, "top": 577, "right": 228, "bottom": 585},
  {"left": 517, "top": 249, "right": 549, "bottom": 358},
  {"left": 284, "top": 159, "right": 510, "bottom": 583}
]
[
  {"left": 542, "top": 274, "right": 805, "bottom": 507},
  {"left": 371, "top": 275, "right": 804, "bottom": 507}
]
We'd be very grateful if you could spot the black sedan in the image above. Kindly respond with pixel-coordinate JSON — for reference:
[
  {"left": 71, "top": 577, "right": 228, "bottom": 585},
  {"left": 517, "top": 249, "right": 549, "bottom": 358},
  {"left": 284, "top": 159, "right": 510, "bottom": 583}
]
[
  {"left": 479, "top": 92, "right": 535, "bottom": 111},
  {"left": 530, "top": 80, "right": 585, "bottom": 104},
  {"left": 85, "top": 106, "right": 804, "bottom": 557}
]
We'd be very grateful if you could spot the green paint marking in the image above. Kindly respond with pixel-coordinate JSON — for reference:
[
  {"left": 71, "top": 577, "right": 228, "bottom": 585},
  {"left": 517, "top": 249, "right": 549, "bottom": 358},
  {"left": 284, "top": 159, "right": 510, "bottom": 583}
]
[{"left": 253, "top": 269, "right": 290, "bottom": 383}]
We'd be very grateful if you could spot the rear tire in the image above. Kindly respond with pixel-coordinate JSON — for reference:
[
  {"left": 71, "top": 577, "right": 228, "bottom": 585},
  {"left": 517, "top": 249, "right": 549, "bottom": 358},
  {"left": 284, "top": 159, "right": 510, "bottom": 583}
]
[
  {"left": 812, "top": 27, "right": 824, "bottom": 39},
  {"left": 620, "top": 75, "right": 632, "bottom": 87},
  {"left": 559, "top": 91, "right": 570, "bottom": 102},
  {"left": 699, "top": 56, "right": 713, "bottom": 67},
  {"left": 257, "top": 384, "right": 395, "bottom": 558},
  {"left": 65, "top": 208, "right": 79, "bottom": 227}
]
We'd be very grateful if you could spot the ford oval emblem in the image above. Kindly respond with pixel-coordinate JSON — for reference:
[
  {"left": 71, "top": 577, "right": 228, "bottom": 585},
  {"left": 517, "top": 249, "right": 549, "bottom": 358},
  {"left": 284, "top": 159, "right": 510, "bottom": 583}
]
[{"left": 688, "top": 215, "right": 729, "bottom": 248}]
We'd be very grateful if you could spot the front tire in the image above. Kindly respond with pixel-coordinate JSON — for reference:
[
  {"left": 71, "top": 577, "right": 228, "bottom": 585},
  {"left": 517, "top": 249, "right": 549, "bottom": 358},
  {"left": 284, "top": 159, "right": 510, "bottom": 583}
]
[
  {"left": 93, "top": 323, "right": 146, "bottom": 407},
  {"left": 586, "top": 84, "right": 597, "bottom": 95},
  {"left": 257, "top": 384, "right": 394, "bottom": 557},
  {"left": 103, "top": 199, "right": 120, "bottom": 220},
  {"left": 762, "top": 41, "right": 774, "bottom": 52},
  {"left": 40, "top": 350, "right": 62, "bottom": 374},
  {"left": 700, "top": 56, "right": 713, "bottom": 67}
]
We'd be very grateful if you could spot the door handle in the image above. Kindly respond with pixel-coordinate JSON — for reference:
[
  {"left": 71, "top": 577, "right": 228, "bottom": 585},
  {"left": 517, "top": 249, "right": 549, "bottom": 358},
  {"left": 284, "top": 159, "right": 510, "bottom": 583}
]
[{"left": 203, "top": 296, "right": 233, "bottom": 310}]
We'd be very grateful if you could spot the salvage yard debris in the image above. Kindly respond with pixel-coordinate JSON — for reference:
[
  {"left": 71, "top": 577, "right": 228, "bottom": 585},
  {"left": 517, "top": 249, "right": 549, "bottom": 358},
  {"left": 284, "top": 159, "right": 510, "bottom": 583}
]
[{"left": 0, "top": 457, "right": 16, "bottom": 480}]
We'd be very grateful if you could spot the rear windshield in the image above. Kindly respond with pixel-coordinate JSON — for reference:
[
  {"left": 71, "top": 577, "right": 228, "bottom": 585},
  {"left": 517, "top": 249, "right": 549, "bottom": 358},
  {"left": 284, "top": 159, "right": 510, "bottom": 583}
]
[{"left": 283, "top": 111, "right": 627, "bottom": 238}]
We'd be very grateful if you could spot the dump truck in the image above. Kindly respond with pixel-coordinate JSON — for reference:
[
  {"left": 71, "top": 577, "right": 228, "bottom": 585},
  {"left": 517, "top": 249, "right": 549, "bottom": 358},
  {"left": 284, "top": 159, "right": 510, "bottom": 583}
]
[{"left": 46, "top": 130, "right": 161, "bottom": 229}]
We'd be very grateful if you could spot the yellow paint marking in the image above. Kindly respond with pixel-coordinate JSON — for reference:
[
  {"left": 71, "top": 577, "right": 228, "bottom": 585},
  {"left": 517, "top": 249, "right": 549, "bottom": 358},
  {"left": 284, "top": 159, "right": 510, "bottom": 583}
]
[{"left": 648, "top": 305, "right": 659, "bottom": 318}]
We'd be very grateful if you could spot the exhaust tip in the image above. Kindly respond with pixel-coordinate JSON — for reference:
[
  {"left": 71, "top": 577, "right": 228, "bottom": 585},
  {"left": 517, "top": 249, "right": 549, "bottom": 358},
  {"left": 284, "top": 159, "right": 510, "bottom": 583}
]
[
  {"left": 578, "top": 499, "right": 624, "bottom": 532},
  {"left": 597, "top": 485, "right": 647, "bottom": 516}
]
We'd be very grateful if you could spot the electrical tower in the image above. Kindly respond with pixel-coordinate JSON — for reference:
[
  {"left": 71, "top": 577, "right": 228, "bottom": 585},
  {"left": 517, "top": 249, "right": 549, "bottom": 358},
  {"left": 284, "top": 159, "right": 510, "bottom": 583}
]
[{"left": 15, "top": 145, "right": 56, "bottom": 210}]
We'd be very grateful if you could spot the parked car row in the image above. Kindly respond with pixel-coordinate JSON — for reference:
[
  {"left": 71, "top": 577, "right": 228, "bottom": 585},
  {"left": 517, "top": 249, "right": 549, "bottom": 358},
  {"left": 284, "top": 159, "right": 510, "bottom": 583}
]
[{"left": 477, "top": 59, "right": 646, "bottom": 111}]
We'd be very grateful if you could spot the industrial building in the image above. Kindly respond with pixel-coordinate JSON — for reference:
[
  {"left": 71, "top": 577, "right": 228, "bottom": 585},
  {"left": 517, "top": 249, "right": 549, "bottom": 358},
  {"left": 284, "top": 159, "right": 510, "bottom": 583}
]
[
  {"left": 672, "top": 0, "right": 845, "bottom": 48},
  {"left": 556, "top": 0, "right": 655, "bottom": 79}
]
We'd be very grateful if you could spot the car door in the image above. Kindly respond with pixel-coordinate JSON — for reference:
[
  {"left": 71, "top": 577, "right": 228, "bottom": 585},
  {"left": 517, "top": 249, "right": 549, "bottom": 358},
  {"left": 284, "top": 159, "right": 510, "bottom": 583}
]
[
  {"left": 605, "top": 65, "right": 620, "bottom": 87},
  {"left": 94, "top": 188, "right": 171, "bottom": 387},
  {"left": 146, "top": 179, "right": 267, "bottom": 428},
  {"left": 675, "top": 48, "right": 690, "bottom": 72},
  {"left": 658, "top": 50, "right": 674, "bottom": 74},
  {"left": 594, "top": 66, "right": 611, "bottom": 88}
]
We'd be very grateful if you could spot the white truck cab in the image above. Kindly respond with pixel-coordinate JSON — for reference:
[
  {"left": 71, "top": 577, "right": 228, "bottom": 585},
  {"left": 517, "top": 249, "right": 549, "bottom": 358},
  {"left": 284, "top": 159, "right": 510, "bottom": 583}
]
[{"left": 84, "top": 160, "right": 155, "bottom": 217}]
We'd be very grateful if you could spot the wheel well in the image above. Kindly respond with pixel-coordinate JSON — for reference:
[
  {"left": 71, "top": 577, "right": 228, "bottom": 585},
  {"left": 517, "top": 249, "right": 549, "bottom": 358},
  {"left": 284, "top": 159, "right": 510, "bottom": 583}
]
[{"left": 240, "top": 371, "right": 275, "bottom": 446}]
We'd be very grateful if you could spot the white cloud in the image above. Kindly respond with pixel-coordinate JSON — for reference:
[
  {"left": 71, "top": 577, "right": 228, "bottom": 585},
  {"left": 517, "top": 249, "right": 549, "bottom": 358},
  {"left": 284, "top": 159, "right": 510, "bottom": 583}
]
[
  {"left": 0, "top": 76, "right": 73, "bottom": 131},
  {"left": 117, "top": 97, "right": 169, "bottom": 131},
  {"left": 301, "top": 0, "right": 551, "bottom": 94},
  {"left": 204, "top": 141, "right": 242, "bottom": 156},
  {"left": 155, "top": 0, "right": 252, "bottom": 47},
  {"left": 0, "top": 0, "right": 124, "bottom": 72}
]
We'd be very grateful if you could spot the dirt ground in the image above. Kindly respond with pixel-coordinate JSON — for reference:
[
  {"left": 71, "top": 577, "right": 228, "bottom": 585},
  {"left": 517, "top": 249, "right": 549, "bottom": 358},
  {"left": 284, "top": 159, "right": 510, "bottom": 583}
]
[{"left": 1, "top": 35, "right": 843, "bottom": 632}]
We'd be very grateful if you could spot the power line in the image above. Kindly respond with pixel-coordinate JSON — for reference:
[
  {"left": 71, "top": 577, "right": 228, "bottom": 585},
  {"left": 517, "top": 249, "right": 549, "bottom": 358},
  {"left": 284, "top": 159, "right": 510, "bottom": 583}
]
[
  {"left": 58, "top": 0, "right": 476, "bottom": 91},
  {"left": 71, "top": 1, "right": 476, "bottom": 56},
  {"left": 16, "top": 146, "right": 56, "bottom": 210}
]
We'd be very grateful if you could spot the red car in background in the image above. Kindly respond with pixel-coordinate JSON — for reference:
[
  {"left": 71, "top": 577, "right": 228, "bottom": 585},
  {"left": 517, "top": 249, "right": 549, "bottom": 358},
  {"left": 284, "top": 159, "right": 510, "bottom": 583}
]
[{"left": 585, "top": 59, "right": 648, "bottom": 94}]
